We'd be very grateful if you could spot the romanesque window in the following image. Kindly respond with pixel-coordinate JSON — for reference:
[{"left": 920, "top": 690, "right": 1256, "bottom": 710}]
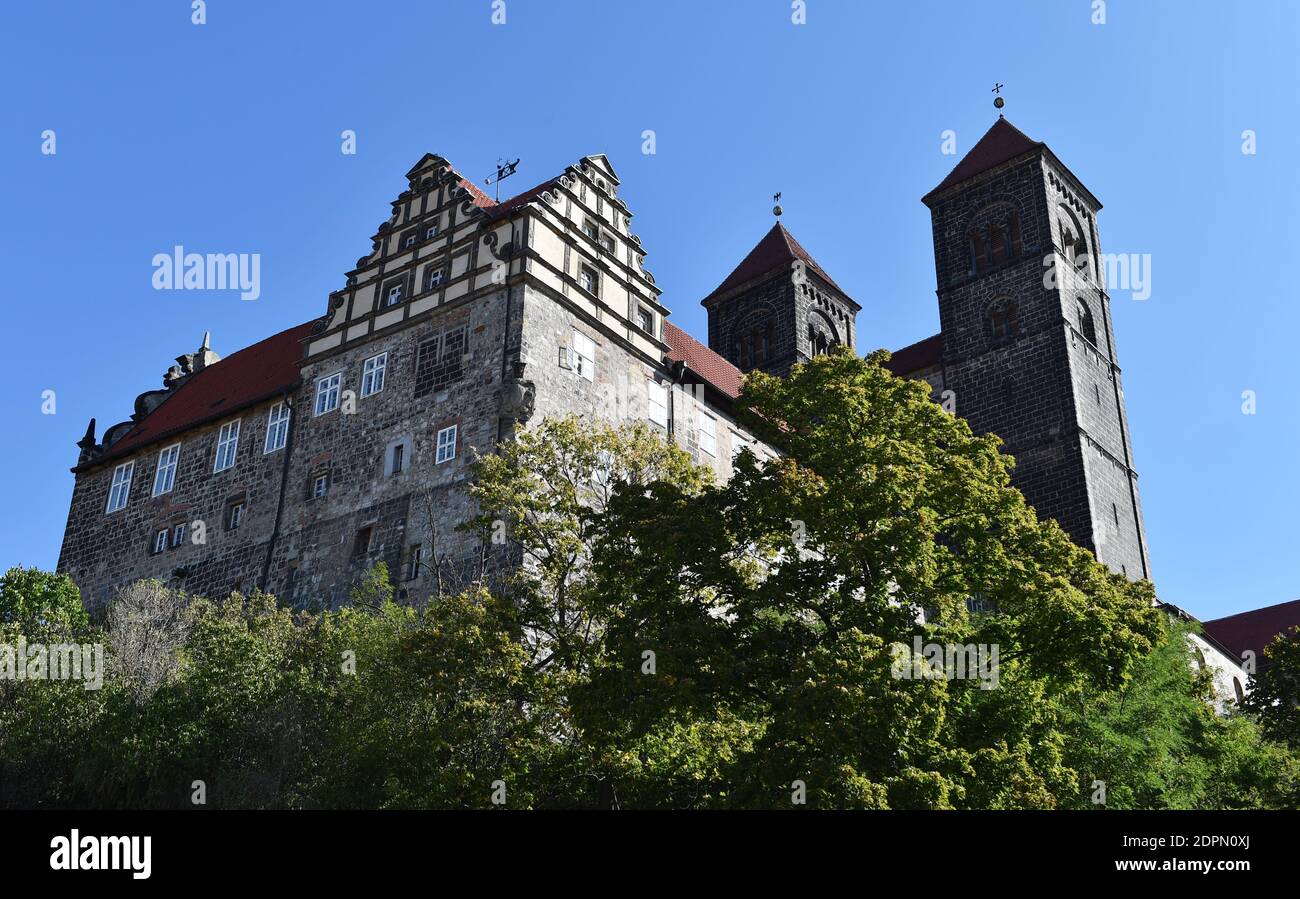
[
  {"left": 414, "top": 328, "right": 467, "bottom": 398},
  {"left": 152, "top": 444, "right": 180, "bottom": 497},
  {"left": 967, "top": 230, "right": 986, "bottom": 276},
  {"left": 1058, "top": 206, "right": 1090, "bottom": 276},
  {"left": 361, "top": 352, "right": 387, "bottom": 398},
  {"left": 264, "top": 402, "right": 290, "bottom": 453},
  {"left": 315, "top": 372, "right": 342, "bottom": 416},
  {"left": 807, "top": 323, "right": 833, "bottom": 357},
  {"left": 988, "top": 301, "right": 1019, "bottom": 340},
  {"left": 1076, "top": 300, "right": 1097, "bottom": 346},
  {"left": 739, "top": 321, "right": 772, "bottom": 368},
  {"left": 213, "top": 420, "right": 240, "bottom": 473},
  {"left": 967, "top": 211, "right": 1022, "bottom": 276},
  {"left": 106, "top": 461, "right": 134, "bottom": 513},
  {"left": 436, "top": 425, "right": 458, "bottom": 464}
]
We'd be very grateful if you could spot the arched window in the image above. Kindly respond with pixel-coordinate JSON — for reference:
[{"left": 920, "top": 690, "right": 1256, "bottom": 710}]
[
  {"left": 1233, "top": 677, "right": 1245, "bottom": 704},
  {"left": 737, "top": 318, "right": 773, "bottom": 369},
  {"left": 1058, "top": 205, "right": 1090, "bottom": 276},
  {"left": 967, "top": 230, "right": 986, "bottom": 276},
  {"left": 1076, "top": 300, "right": 1097, "bottom": 345},
  {"left": 989, "top": 225, "right": 1008, "bottom": 265},
  {"left": 988, "top": 300, "right": 1018, "bottom": 340}
]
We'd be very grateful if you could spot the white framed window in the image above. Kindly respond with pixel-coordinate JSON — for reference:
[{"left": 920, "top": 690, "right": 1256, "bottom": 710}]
[
  {"left": 403, "top": 233, "right": 417, "bottom": 249},
  {"left": 152, "top": 444, "right": 180, "bottom": 496},
  {"left": 315, "top": 372, "right": 342, "bottom": 416},
  {"left": 153, "top": 529, "right": 168, "bottom": 554},
  {"left": 636, "top": 306, "right": 654, "bottom": 334},
  {"left": 573, "top": 331, "right": 595, "bottom": 382},
  {"left": 699, "top": 412, "right": 717, "bottom": 457},
  {"left": 425, "top": 223, "right": 439, "bottom": 241},
  {"left": 579, "top": 264, "right": 598, "bottom": 295},
  {"left": 647, "top": 381, "right": 668, "bottom": 428},
  {"left": 106, "top": 461, "right": 134, "bottom": 513},
  {"left": 600, "top": 234, "right": 615, "bottom": 253},
  {"left": 435, "top": 425, "right": 458, "bottom": 464},
  {"left": 583, "top": 220, "right": 600, "bottom": 242},
  {"left": 731, "top": 432, "right": 748, "bottom": 460},
  {"left": 424, "top": 266, "right": 445, "bottom": 291},
  {"left": 213, "top": 419, "right": 240, "bottom": 472},
  {"left": 385, "top": 283, "right": 404, "bottom": 306},
  {"left": 361, "top": 352, "right": 387, "bottom": 398},
  {"left": 264, "top": 402, "right": 290, "bottom": 453},
  {"left": 228, "top": 502, "right": 244, "bottom": 530},
  {"left": 312, "top": 473, "right": 329, "bottom": 498},
  {"left": 172, "top": 522, "right": 187, "bottom": 548}
]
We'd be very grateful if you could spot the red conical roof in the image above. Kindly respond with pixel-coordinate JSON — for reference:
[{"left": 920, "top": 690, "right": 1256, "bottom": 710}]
[
  {"left": 702, "top": 221, "right": 847, "bottom": 305},
  {"left": 924, "top": 117, "right": 1043, "bottom": 202}
]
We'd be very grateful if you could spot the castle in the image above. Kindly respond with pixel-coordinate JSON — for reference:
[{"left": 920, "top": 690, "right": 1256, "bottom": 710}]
[{"left": 57, "top": 117, "right": 1153, "bottom": 612}]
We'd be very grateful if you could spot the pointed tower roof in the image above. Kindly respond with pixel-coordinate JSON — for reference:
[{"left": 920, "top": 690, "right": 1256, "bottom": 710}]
[
  {"left": 702, "top": 222, "right": 853, "bottom": 307},
  {"left": 923, "top": 117, "right": 1044, "bottom": 203}
]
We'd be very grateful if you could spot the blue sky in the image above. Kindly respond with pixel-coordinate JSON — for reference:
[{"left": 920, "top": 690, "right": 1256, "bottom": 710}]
[{"left": 1, "top": 1, "right": 1295, "bottom": 621}]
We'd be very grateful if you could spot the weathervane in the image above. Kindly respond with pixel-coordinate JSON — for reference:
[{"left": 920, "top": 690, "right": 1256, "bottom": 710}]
[
  {"left": 772, "top": 192, "right": 783, "bottom": 218},
  {"left": 484, "top": 158, "right": 521, "bottom": 201},
  {"left": 992, "top": 83, "right": 1005, "bottom": 113}
]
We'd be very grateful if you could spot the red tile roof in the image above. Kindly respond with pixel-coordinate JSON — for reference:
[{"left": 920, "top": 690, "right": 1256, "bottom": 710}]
[
  {"left": 703, "top": 222, "right": 847, "bottom": 304},
  {"left": 884, "top": 333, "right": 943, "bottom": 378},
  {"left": 458, "top": 176, "right": 497, "bottom": 210},
  {"left": 1203, "top": 598, "right": 1300, "bottom": 669},
  {"left": 664, "top": 320, "right": 744, "bottom": 399},
  {"left": 481, "top": 177, "right": 561, "bottom": 219},
  {"left": 82, "top": 321, "right": 315, "bottom": 471},
  {"left": 924, "top": 117, "right": 1043, "bottom": 202}
]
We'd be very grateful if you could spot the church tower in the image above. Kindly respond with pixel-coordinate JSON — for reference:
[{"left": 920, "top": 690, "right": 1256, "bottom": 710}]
[
  {"left": 923, "top": 116, "right": 1151, "bottom": 580},
  {"left": 703, "top": 221, "right": 858, "bottom": 377}
]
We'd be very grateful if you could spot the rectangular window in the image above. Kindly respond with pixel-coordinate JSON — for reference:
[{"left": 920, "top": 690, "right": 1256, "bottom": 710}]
[
  {"left": 573, "top": 331, "right": 595, "bottom": 382},
  {"left": 436, "top": 425, "right": 458, "bottom": 464},
  {"left": 647, "top": 381, "right": 668, "bottom": 428},
  {"left": 424, "top": 266, "right": 445, "bottom": 291},
  {"left": 353, "top": 526, "right": 373, "bottom": 557},
  {"left": 264, "top": 402, "right": 290, "bottom": 453},
  {"left": 732, "top": 432, "right": 747, "bottom": 460},
  {"left": 152, "top": 444, "right": 180, "bottom": 496},
  {"left": 106, "top": 461, "right": 134, "bottom": 513},
  {"left": 391, "top": 442, "right": 405, "bottom": 474},
  {"left": 172, "top": 522, "right": 187, "bottom": 548},
  {"left": 315, "top": 372, "right": 342, "bottom": 416},
  {"left": 311, "top": 473, "right": 329, "bottom": 499},
  {"left": 405, "top": 544, "right": 424, "bottom": 581},
  {"left": 403, "top": 232, "right": 417, "bottom": 249},
  {"left": 361, "top": 352, "right": 387, "bottom": 398},
  {"left": 152, "top": 529, "right": 168, "bottom": 554},
  {"left": 600, "top": 234, "right": 615, "bottom": 253},
  {"left": 228, "top": 502, "right": 244, "bottom": 530},
  {"left": 579, "top": 264, "right": 598, "bottom": 295},
  {"left": 583, "top": 220, "right": 600, "bottom": 242},
  {"left": 424, "top": 222, "right": 439, "bottom": 241},
  {"left": 699, "top": 412, "right": 717, "bottom": 457},
  {"left": 384, "top": 281, "right": 405, "bottom": 307},
  {"left": 213, "top": 419, "right": 240, "bottom": 473},
  {"left": 636, "top": 306, "right": 653, "bottom": 334},
  {"left": 414, "top": 327, "right": 467, "bottom": 398}
]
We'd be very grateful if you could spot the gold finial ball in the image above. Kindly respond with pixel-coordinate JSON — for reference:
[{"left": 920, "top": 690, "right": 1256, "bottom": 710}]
[
  {"left": 994, "top": 96, "right": 1005, "bottom": 110},
  {"left": 773, "top": 203, "right": 783, "bottom": 217}
]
